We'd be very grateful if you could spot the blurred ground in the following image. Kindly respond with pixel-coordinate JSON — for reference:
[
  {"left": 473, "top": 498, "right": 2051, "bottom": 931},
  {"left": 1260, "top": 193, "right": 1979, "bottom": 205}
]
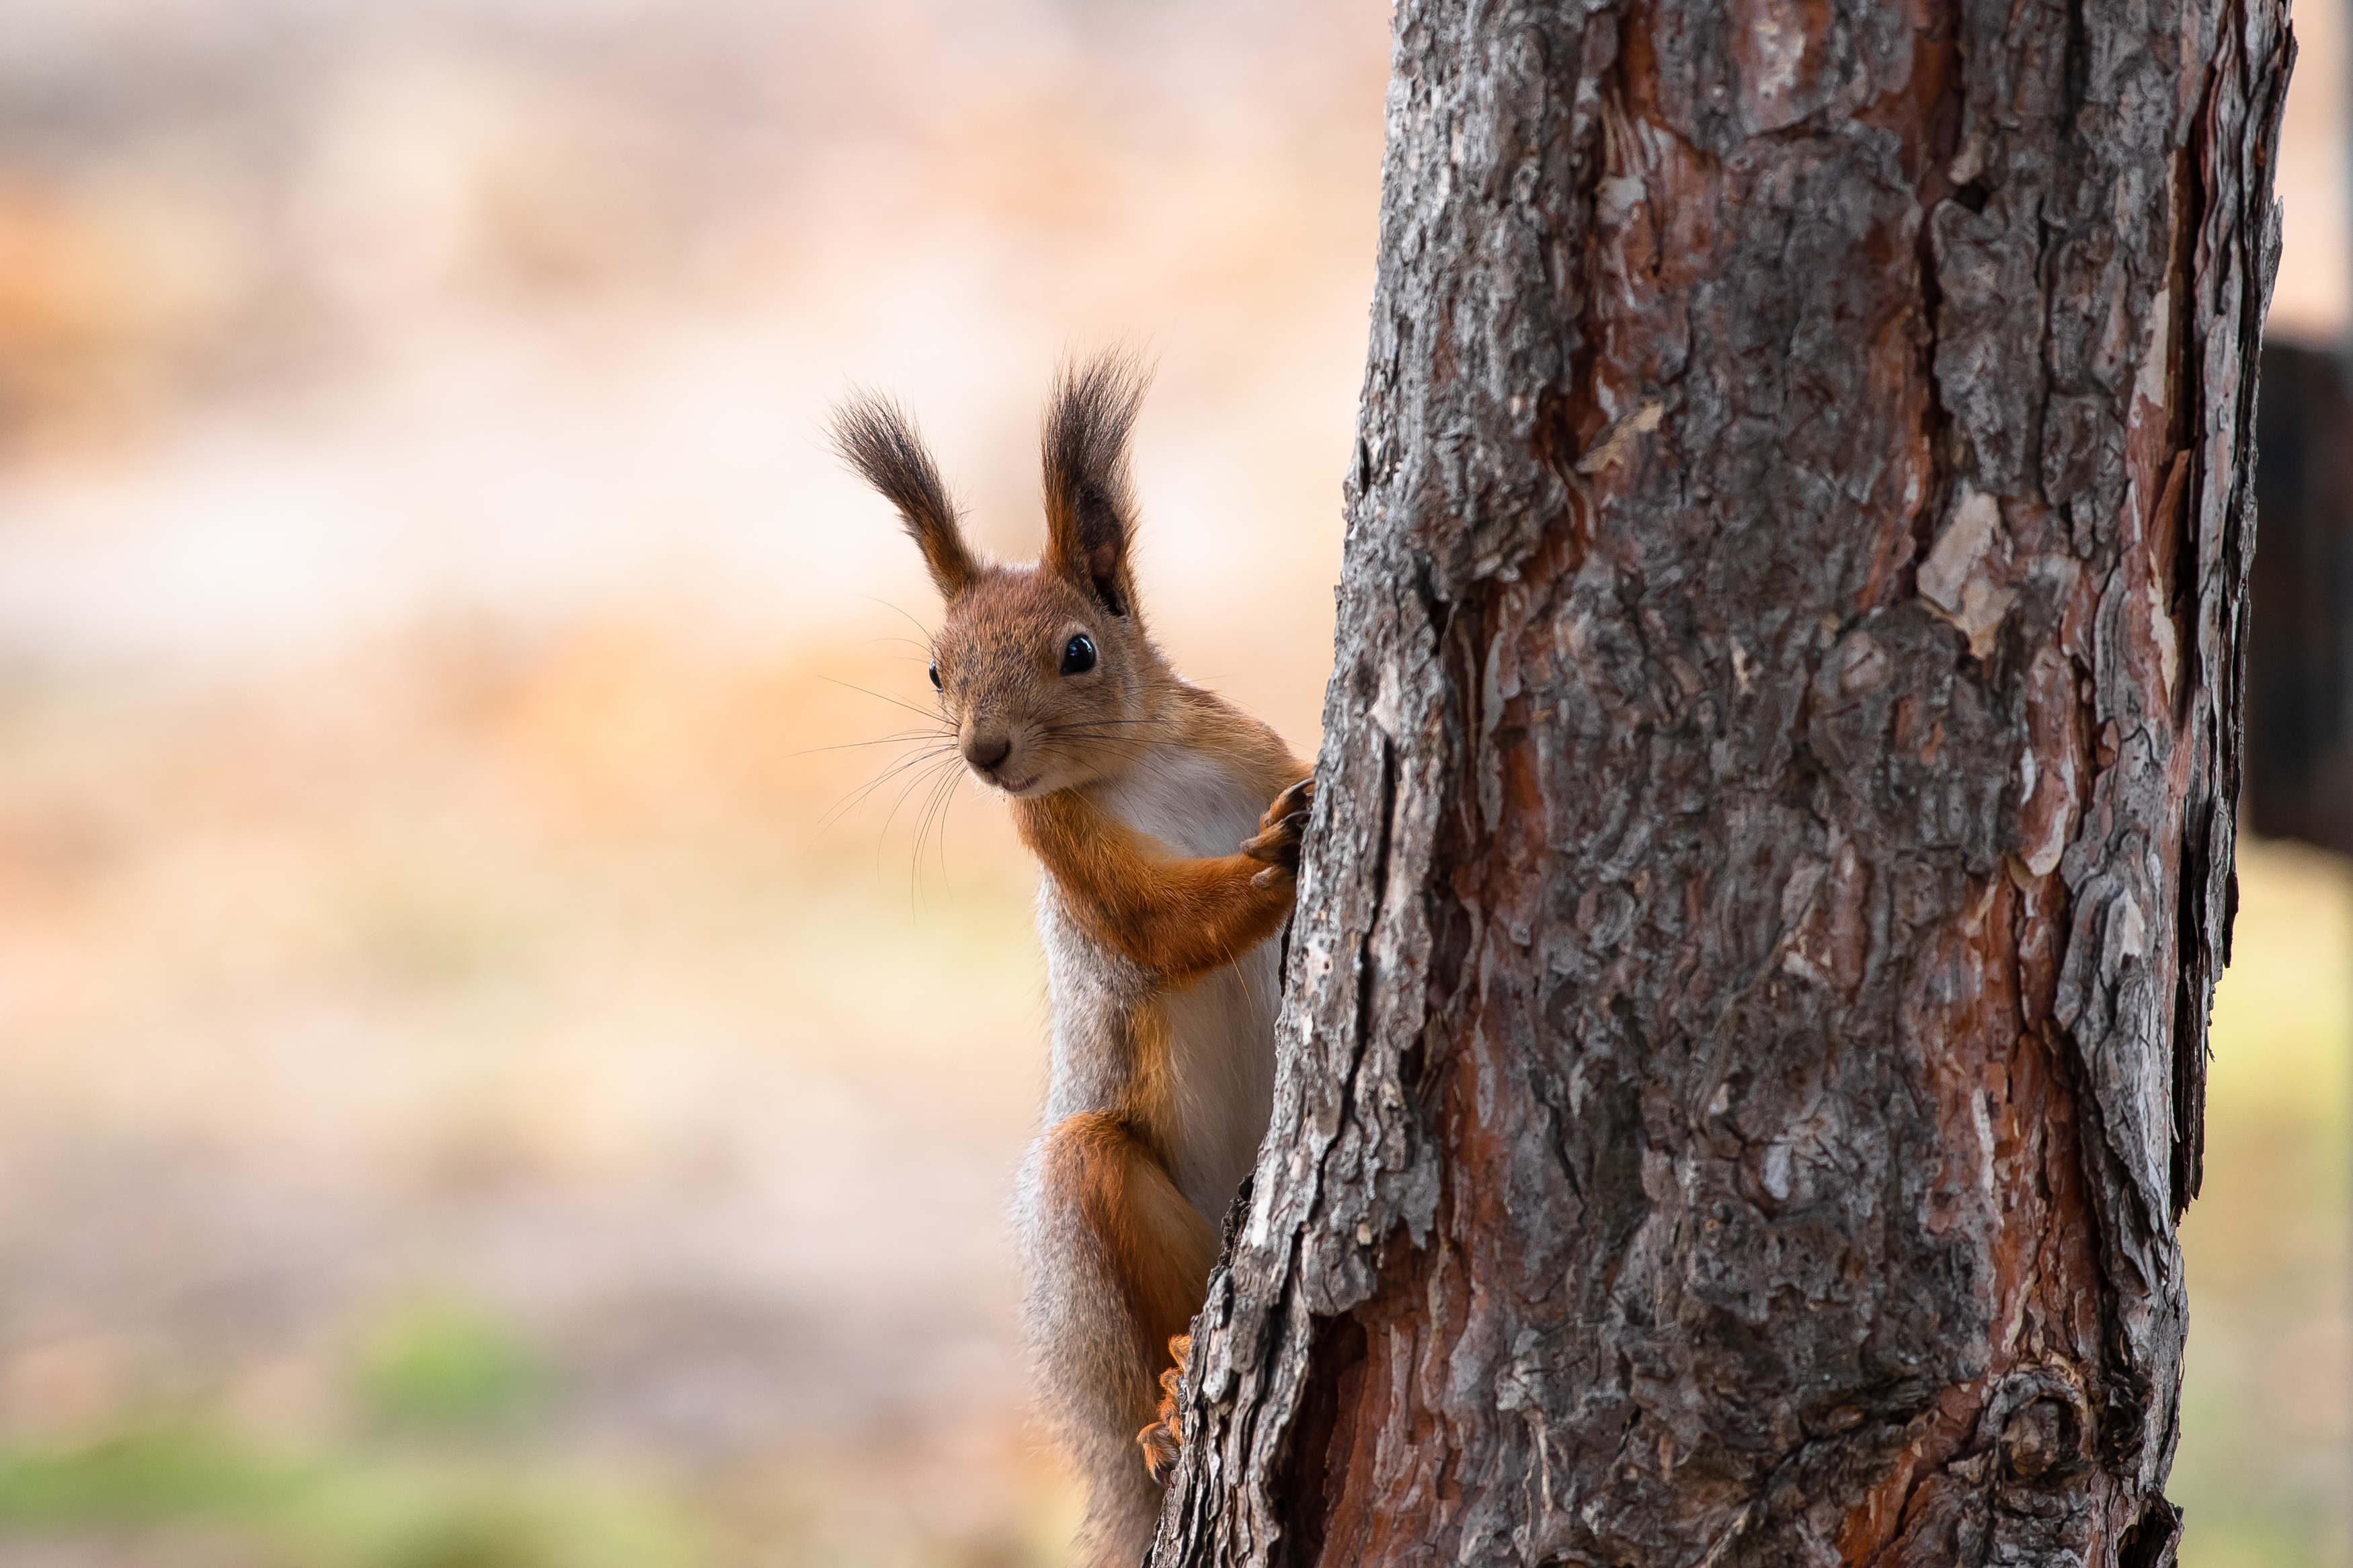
[
  {"left": 0, "top": 638, "right": 1074, "bottom": 1565},
  {"left": 2177, "top": 841, "right": 2353, "bottom": 1568},
  {"left": 0, "top": 3, "right": 2341, "bottom": 1566},
  {"left": 0, "top": 2, "right": 1378, "bottom": 1563}
]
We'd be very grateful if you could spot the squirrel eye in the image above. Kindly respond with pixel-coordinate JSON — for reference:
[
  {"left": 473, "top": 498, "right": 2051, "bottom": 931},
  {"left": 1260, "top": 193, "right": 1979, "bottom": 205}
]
[
  {"left": 928, "top": 661, "right": 942, "bottom": 691},
  {"left": 1060, "top": 634, "right": 1097, "bottom": 675}
]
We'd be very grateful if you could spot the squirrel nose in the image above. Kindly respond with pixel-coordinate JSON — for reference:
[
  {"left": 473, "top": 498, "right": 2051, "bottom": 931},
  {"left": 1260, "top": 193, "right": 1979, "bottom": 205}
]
[{"left": 964, "top": 735, "right": 1012, "bottom": 773}]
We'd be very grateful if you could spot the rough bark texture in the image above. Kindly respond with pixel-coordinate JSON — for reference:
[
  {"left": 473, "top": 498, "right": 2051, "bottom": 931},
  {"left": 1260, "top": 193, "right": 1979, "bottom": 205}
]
[{"left": 1152, "top": 3, "right": 2287, "bottom": 1565}]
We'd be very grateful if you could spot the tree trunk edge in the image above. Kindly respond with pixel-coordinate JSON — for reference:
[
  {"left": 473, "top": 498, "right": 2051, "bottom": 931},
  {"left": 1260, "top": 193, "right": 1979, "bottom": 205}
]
[{"left": 1153, "top": 4, "right": 2293, "bottom": 1565}]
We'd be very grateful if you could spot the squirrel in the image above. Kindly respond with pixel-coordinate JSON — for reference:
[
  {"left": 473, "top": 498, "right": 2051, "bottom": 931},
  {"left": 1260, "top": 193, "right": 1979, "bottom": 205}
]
[{"left": 831, "top": 354, "right": 1311, "bottom": 1566}]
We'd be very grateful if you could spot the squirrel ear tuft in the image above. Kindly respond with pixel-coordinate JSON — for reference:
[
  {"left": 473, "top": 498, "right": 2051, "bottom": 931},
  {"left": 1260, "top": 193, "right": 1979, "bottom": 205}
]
[
  {"left": 1041, "top": 350, "right": 1151, "bottom": 618},
  {"left": 830, "top": 392, "right": 978, "bottom": 599}
]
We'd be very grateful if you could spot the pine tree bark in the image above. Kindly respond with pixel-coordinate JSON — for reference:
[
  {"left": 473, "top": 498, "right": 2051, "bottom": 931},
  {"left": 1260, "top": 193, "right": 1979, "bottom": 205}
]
[{"left": 1152, "top": 3, "right": 2288, "bottom": 1565}]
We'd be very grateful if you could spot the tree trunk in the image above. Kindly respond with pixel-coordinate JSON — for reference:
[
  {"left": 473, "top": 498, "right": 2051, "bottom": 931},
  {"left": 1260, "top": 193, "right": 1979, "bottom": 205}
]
[{"left": 1153, "top": 3, "right": 2288, "bottom": 1565}]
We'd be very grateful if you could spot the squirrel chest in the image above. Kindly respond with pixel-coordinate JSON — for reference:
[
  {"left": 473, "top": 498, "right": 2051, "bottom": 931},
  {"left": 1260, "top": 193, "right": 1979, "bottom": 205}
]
[{"left": 1035, "top": 746, "right": 1282, "bottom": 1226}]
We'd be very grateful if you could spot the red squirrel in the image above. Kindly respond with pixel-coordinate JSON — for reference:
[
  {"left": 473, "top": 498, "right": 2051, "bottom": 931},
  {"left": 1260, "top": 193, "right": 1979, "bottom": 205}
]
[{"left": 832, "top": 354, "right": 1310, "bottom": 1565}]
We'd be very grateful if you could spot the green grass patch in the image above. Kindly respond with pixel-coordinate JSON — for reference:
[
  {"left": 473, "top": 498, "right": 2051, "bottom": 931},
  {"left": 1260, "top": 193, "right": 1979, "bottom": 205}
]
[
  {"left": 0, "top": 1420, "right": 701, "bottom": 1568},
  {"left": 354, "top": 1296, "right": 553, "bottom": 1433}
]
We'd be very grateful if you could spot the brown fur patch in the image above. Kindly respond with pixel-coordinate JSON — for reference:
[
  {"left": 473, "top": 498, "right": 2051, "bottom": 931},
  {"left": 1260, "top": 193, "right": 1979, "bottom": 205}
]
[
  {"left": 1016, "top": 790, "right": 1297, "bottom": 984},
  {"left": 1046, "top": 1112, "right": 1220, "bottom": 1417}
]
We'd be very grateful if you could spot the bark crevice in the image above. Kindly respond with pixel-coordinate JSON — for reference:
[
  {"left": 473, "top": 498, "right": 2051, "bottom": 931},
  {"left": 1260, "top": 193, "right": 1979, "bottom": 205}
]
[{"left": 1150, "top": 3, "right": 2286, "bottom": 1562}]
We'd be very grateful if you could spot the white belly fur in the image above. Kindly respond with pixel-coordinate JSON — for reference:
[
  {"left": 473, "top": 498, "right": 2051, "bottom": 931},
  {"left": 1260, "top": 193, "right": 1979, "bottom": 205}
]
[{"left": 1093, "top": 749, "right": 1281, "bottom": 1223}]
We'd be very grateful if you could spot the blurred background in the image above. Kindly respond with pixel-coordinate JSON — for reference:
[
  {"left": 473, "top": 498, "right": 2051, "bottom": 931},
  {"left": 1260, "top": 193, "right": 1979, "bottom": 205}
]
[{"left": 0, "top": 3, "right": 2338, "bottom": 1566}]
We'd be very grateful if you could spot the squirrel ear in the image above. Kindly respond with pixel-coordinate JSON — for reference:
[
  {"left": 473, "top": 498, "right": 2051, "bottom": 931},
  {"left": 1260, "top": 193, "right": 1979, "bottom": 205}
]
[
  {"left": 830, "top": 393, "right": 978, "bottom": 599},
  {"left": 1041, "top": 351, "right": 1150, "bottom": 618}
]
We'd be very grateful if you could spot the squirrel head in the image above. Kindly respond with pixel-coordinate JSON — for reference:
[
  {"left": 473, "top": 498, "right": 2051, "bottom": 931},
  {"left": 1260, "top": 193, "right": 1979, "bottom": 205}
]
[{"left": 831, "top": 353, "right": 1172, "bottom": 798}]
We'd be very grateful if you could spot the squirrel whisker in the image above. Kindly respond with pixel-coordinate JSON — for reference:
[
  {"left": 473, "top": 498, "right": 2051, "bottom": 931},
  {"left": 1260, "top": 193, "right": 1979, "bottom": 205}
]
[
  {"left": 817, "top": 741, "right": 960, "bottom": 837},
  {"left": 819, "top": 673, "right": 960, "bottom": 729}
]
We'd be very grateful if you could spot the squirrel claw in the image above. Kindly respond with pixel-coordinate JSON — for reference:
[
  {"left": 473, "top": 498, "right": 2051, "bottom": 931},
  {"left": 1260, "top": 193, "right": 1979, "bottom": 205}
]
[
  {"left": 1240, "top": 778, "right": 1314, "bottom": 879},
  {"left": 1137, "top": 1333, "right": 1192, "bottom": 1487},
  {"left": 1140, "top": 1419, "right": 1180, "bottom": 1487}
]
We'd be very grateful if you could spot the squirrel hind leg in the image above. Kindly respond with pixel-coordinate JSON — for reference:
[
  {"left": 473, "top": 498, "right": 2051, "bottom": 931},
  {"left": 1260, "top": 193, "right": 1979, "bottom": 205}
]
[{"left": 1019, "top": 1113, "right": 1218, "bottom": 1560}]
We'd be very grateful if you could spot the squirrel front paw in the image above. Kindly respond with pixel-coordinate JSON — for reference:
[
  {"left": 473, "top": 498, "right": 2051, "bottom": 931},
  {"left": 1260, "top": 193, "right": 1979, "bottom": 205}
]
[
  {"left": 1240, "top": 778, "right": 1313, "bottom": 890},
  {"left": 1137, "top": 1333, "right": 1191, "bottom": 1486}
]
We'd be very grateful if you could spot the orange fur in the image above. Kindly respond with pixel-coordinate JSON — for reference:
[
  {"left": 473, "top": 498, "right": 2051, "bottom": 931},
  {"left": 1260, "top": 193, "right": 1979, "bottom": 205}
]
[
  {"left": 1012, "top": 791, "right": 1295, "bottom": 985},
  {"left": 1047, "top": 1112, "right": 1221, "bottom": 1389}
]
